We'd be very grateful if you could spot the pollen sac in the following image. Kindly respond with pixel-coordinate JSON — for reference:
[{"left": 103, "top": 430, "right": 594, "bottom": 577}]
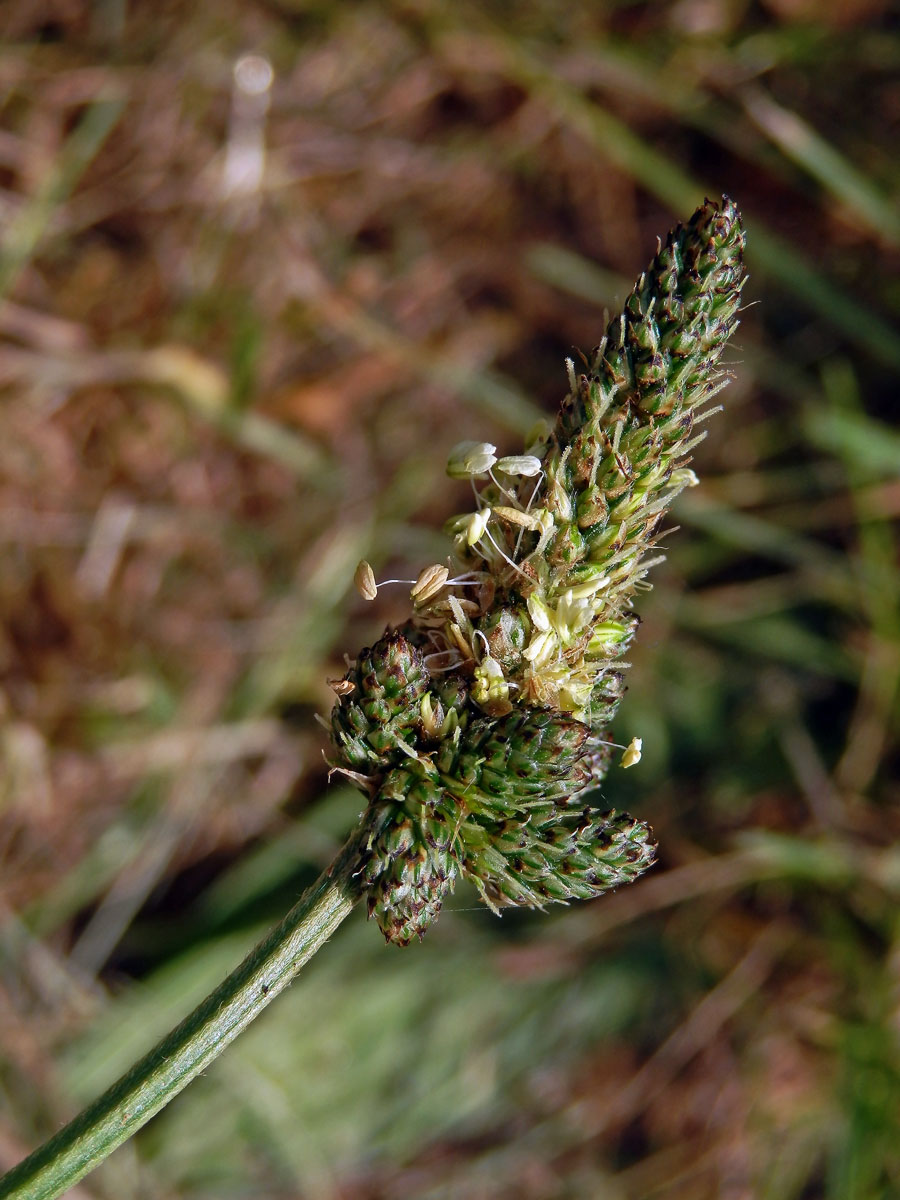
[
  {"left": 330, "top": 632, "right": 431, "bottom": 772},
  {"left": 620, "top": 736, "right": 643, "bottom": 768},
  {"left": 472, "top": 654, "right": 513, "bottom": 717}
]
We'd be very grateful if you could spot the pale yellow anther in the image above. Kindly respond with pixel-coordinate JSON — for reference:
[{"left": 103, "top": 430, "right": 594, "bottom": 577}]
[
  {"left": 448, "top": 622, "right": 475, "bottom": 660},
  {"left": 522, "top": 629, "right": 557, "bottom": 667},
  {"left": 620, "top": 737, "right": 643, "bottom": 768},
  {"left": 492, "top": 505, "right": 541, "bottom": 530},
  {"left": 465, "top": 508, "right": 492, "bottom": 546},
  {"left": 473, "top": 654, "right": 510, "bottom": 706},
  {"left": 354, "top": 560, "right": 377, "bottom": 601},
  {"left": 527, "top": 593, "right": 552, "bottom": 633},
  {"left": 568, "top": 574, "right": 609, "bottom": 601},
  {"left": 411, "top": 564, "right": 450, "bottom": 604}
]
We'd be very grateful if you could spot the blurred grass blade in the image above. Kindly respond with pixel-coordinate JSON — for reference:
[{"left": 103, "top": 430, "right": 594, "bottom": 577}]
[
  {"left": 740, "top": 85, "right": 900, "bottom": 246},
  {"left": 820, "top": 358, "right": 900, "bottom": 793},
  {"left": 526, "top": 243, "right": 629, "bottom": 306},
  {"left": 0, "top": 343, "right": 336, "bottom": 485},
  {"left": 736, "top": 831, "right": 856, "bottom": 886},
  {"left": 678, "top": 604, "right": 858, "bottom": 681},
  {"left": 804, "top": 405, "right": 900, "bottom": 481},
  {"left": 308, "top": 288, "right": 543, "bottom": 435},
  {"left": 677, "top": 492, "right": 857, "bottom": 609},
  {"left": 747, "top": 224, "right": 900, "bottom": 371},
  {"left": 453, "top": 22, "right": 900, "bottom": 371},
  {"left": 0, "top": 97, "right": 124, "bottom": 300}
]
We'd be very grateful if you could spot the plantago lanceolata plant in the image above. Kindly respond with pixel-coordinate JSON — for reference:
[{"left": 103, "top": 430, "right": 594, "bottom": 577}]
[{"left": 0, "top": 196, "right": 746, "bottom": 1200}]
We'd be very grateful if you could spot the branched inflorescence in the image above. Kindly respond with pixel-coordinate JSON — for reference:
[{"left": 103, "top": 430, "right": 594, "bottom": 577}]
[{"left": 328, "top": 197, "right": 746, "bottom": 944}]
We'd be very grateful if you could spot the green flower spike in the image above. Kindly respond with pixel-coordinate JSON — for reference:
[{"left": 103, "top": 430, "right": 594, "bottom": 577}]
[{"left": 333, "top": 196, "right": 746, "bottom": 945}]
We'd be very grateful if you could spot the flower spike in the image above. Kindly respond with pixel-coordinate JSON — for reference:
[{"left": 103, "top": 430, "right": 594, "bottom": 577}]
[{"left": 331, "top": 198, "right": 746, "bottom": 943}]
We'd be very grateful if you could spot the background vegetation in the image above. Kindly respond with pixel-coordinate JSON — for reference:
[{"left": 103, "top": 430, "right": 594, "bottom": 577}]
[{"left": 1, "top": 1, "right": 898, "bottom": 1197}]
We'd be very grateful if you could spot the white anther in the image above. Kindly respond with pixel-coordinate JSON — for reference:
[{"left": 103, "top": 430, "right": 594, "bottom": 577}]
[
  {"left": 495, "top": 454, "right": 543, "bottom": 477},
  {"left": 446, "top": 441, "right": 498, "bottom": 479},
  {"left": 568, "top": 575, "right": 609, "bottom": 601},
  {"left": 670, "top": 468, "right": 700, "bottom": 489}
]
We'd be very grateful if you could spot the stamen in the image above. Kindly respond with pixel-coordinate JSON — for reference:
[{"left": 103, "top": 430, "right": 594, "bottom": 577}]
[
  {"left": 513, "top": 474, "right": 545, "bottom": 558},
  {"left": 448, "top": 622, "right": 475, "bottom": 661},
  {"left": 482, "top": 525, "right": 532, "bottom": 582},
  {"left": 423, "top": 651, "right": 463, "bottom": 673},
  {"left": 487, "top": 468, "right": 519, "bottom": 507}
]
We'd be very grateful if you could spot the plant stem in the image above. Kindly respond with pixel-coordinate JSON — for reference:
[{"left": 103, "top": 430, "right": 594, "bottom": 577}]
[{"left": 0, "top": 840, "right": 364, "bottom": 1200}]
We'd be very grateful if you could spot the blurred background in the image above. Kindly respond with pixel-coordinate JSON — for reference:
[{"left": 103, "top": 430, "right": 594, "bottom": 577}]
[{"left": 1, "top": 2, "right": 898, "bottom": 1197}]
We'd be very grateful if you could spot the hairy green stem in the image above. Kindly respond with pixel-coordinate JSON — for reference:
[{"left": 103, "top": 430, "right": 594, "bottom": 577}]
[{"left": 0, "top": 842, "right": 364, "bottom": 1200}]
